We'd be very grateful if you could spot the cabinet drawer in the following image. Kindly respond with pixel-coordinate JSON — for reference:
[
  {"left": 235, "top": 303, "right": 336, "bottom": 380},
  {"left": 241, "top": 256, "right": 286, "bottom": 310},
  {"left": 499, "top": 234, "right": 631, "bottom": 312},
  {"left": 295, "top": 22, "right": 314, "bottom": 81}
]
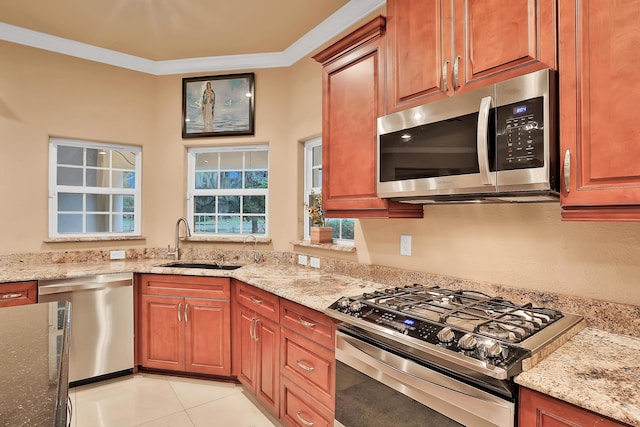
[
  {"left": 1, "top": 281, "right": 37, "bottom": 307},
  {"left": 280, "top": 299, "right": 335, "bottom": 350},
  {"left": 234, "top": 280, "right": 279, "bottom": 322},
  {"left": 281, "top": 377, "right": 334, "bottom": 427},
  {"left": 140, "top": 274, "right": 230, "bottom": 299},
  {"left": 281, "top": 327, "right": 335, "bottom": 410}
]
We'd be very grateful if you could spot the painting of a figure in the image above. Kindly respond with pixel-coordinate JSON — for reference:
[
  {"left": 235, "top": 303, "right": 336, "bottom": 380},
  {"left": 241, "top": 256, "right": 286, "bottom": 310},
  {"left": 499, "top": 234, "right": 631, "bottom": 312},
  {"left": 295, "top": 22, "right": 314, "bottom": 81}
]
[{"left": 182, "top": 73, "right": 255, "bottom": 138}]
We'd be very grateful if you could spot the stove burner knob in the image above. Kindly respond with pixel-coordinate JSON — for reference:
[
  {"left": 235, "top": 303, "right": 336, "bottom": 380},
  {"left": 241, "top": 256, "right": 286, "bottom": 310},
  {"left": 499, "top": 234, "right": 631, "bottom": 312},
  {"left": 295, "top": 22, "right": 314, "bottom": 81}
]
[
  {"left": 458, "top": 333, "right": 478, "bottom": 350},
  {"left": 337, "top": 297, "right": 351, "bottom": 309},
  {"left": 483, "top": 341, "right": 503, "bottom": 358},
  {"left": 437, "top": 327, "right": 455, "bottom": 344},
  {"left": 349, "top": 301, "right": 363, "bottom": 313}
]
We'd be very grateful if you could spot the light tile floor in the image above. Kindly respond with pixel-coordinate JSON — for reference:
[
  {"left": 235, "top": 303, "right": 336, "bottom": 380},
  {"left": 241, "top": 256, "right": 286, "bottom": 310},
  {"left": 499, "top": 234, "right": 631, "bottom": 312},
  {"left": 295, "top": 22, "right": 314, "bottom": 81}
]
[{"left": 69, "top": 373, "right": 284, "bottom": 427}]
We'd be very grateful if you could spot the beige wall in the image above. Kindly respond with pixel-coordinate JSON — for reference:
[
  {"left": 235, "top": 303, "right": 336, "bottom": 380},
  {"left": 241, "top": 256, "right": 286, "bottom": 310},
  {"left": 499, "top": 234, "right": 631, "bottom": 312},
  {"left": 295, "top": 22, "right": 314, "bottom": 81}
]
[{"left": 1, "top": 40, "right": 639, "bottom": 306}]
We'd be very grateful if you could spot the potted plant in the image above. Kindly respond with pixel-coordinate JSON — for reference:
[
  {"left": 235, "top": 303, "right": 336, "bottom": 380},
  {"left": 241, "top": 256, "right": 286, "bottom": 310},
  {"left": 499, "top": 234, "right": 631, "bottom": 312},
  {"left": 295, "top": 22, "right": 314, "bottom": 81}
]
[{"left": 306, "top": 191, "right": 333, "bottom": 244}]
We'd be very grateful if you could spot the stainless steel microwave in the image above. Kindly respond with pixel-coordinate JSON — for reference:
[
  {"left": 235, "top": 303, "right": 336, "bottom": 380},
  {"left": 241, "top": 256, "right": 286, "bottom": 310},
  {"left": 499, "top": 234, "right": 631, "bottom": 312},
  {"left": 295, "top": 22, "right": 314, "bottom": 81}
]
[{"left": 377, "top": 69, "right": 558, "bottom": 203}]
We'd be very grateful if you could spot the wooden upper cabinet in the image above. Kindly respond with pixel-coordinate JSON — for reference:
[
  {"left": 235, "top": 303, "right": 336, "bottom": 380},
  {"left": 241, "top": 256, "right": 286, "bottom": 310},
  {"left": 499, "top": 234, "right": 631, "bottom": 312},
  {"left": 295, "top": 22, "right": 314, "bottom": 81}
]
[
  {"left": 386, "top": 0, "right": 557, "bottom": 112},
  {"left": 559, "top": 0, "right": 640, "bottom": 220},
  {"left": 313, "top": 17, "right": 423, "bottom": 219}
]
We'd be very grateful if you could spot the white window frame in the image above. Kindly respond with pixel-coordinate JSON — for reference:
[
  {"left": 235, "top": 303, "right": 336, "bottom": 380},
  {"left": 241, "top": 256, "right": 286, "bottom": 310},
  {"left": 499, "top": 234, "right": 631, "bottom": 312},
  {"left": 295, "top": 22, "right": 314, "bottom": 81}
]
[
  {"left": 48, "top": 138, "right": 142, "bottom": 238},
  {"left": 303, "top": 138, "right": 354, "bottom": 245},
  {"left": 187, "top": 145, "right": 269, "bottom": 237}
]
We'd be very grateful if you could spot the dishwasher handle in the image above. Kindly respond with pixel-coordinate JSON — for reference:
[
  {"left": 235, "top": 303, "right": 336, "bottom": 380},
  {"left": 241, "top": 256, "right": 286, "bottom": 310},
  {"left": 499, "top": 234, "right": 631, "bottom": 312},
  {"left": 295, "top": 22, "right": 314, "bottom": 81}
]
[{"left": 38, "top": 273, "right": 132, "bottom": 295}]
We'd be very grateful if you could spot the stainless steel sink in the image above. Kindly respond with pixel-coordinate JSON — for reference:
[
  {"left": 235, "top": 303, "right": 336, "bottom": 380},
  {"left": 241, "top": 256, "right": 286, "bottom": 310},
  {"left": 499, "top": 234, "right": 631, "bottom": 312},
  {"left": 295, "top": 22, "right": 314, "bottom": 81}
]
[{"left": 161, "top": 262, "right": 242, "bottom": 270}]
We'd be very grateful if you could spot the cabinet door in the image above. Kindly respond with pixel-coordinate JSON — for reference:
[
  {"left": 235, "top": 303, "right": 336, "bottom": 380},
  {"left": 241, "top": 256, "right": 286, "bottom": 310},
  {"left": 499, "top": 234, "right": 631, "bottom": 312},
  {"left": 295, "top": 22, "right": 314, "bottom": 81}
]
[
  {"left": 255, "top": 316, "right": 280, "bottom": 417},
  {"left": 519, "top": 388, "right": 626, "bottom": 426},
  {"left": 559, "top": 0, "right": 640, "bottom": 220},
  {"left": 140, "top": 294, "right": 185, "bottom": 371},
  {"left": 386, "top": 0, "right": 453, "bottom": 111},
  {"left": 454, "top": 0, "right": 557, "bottom": 94},
  {"left": 185, "top": 298, "right": 231, "bottom": 376},
  {"left": 236, "top": 305, "right": 256, "bottom": 389},
  {"left": 0, "top": 281, "right": 37, "bottom": 307}
]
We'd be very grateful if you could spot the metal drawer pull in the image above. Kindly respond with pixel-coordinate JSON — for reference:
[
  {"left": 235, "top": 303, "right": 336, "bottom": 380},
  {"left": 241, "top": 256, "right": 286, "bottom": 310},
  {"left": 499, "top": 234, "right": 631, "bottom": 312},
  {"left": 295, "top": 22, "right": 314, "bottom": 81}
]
[
  {"left": 296, "top": 359, "right": 315, "bottom": 372},
  {"left": 249, "top": 296, "right": 263, "bottom": 304},
  {"left": 178, "top": 303, "right": 182, "bottom": 322},
  {"left": 296, "top": 411, "right": 314, "bottom": 426},
  {"left": 2, "top": 293, "right": 22, "bottom": 299},
  {"left": 184, "top": 304, "right": 189, "bottom": 323},
  {"left": 298, "top": 317, "right": 316, "bottom": 328},
  {"left": 563, "top": 149, "right": 571, "bottom": 193},
  {"left": 254, "top": 319, "right": 261, "bottom": 342}
]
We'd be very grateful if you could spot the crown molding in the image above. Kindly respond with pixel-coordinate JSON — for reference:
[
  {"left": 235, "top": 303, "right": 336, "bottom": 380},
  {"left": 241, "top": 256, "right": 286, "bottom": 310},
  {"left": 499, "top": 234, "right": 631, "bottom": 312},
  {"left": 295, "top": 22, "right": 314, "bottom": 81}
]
[{"left": 0, "top": 0, "right": 385, "bottom": 75}]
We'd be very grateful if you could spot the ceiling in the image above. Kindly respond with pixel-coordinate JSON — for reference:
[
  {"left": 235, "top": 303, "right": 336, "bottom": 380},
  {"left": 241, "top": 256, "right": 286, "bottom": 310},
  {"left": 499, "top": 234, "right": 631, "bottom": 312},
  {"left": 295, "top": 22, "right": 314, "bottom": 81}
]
[{"left": 0, "top": 0, "right": 385, "bottom": 75}]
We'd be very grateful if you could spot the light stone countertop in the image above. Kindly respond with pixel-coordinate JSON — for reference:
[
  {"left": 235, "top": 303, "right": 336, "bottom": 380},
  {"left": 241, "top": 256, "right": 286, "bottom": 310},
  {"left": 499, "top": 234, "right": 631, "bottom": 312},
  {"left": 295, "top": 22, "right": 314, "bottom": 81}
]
[
  {"left": 1, "top": 259, "right": 639, "bottom": 425},
  {"left": 515, "top": 328, "right": 640, "bottom": 426}
]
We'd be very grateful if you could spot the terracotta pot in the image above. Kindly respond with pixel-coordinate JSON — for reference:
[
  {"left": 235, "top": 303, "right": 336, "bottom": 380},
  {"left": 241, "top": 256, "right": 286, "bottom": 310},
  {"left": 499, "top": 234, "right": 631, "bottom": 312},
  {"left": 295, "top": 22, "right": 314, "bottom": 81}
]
[{"left": 310, "top": 226, "right": 333, "bottom": 244}]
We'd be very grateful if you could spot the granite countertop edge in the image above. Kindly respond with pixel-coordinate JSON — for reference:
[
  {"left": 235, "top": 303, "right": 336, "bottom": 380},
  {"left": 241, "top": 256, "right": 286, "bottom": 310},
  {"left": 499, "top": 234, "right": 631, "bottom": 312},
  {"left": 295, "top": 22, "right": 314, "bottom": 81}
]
[{"left": 1, "top": 259, "right": 639, "bottom": 425}]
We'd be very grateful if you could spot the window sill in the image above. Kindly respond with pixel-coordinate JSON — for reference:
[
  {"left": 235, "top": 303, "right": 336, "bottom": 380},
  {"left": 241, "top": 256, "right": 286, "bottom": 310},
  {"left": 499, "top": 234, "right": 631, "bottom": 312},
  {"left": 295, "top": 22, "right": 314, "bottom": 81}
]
[
  {"left": 185, "top": 236, "right": 272, "bottom": 244},
  {"left": 44, "top": 236, "right": 146, "bottom": 243},
  {"left": 290, "top": 240, "right": 356, "bottom": 253}
]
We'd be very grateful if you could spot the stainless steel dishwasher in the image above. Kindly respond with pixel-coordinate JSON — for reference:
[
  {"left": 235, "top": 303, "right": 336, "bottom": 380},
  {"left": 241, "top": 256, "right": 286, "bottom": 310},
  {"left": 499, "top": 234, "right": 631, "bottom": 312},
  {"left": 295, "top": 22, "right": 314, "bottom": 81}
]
[{"left": 38, "top": 272, "right": 134, "bottom": 386}]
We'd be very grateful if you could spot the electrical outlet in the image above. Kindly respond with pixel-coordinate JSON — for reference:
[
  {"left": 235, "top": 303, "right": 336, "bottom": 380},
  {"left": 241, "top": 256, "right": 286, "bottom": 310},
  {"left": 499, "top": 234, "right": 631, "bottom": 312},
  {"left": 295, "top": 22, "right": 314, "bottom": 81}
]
[
  {"left": 400, "top": 235, "right": 412, "bottom": 256},
  {"left": 297, "top": 254, "right": 308, "bottom": 266},
  {"left": 310, "top": 257, "right": 321, "bottom": 268},
  {"left": 110, "top": 250, "right": 126, "bottom": 260}
]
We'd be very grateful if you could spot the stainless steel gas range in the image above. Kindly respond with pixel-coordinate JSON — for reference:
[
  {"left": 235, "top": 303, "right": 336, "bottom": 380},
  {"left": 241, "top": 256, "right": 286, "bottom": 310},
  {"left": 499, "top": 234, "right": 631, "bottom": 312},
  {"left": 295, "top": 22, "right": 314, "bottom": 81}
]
[{"left": 326, "top": 284, "right": 584, "bottom": 427}]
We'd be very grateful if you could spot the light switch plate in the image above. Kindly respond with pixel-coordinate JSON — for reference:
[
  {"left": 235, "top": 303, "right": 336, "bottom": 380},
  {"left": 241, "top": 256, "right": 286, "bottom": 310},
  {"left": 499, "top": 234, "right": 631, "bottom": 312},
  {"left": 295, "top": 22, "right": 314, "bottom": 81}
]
[
  {"left": 310, "top": 257, "right": 321, "bottom": 268},
  {"left": 110, "top": 250, "right": 126, "bottom": 260},
  {"left": 297, "top": 254, "right": 308, "bottom": 266},
  {"left": 400, "top": 235, "right": 412, "bottom": 256}
]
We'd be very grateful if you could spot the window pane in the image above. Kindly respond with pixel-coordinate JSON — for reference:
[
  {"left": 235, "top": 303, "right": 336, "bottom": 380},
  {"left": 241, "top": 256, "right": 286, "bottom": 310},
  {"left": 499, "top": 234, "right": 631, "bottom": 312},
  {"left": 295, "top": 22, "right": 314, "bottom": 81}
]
[
  {"left": 86, "top": 214, "right": 110, "bottom": 232},
  {"left": 246, "top": 151, "right": 268, "bottom": 169},
  {"left": 57, "top": 167, "right": 83, "bottom": 186},
  {"left": 196, "top": 152, "right": 218, "bottom": 169},
  {"left": 326, "top": 218, "right": 341, "bottom": 238},
  {"left": 242, "top": 216, "right": 266, "bottom": 234},
  {"left": 112, "top": 150, "right": 136, "bottom": 170},
  {"left": 57, "top": 146, "right": 83, "bottom": 166},
  {"left": 196, "top": 172, "right": 218, "bottom": 189},
  {"left": 218, "top": 216, "right": 241, "bottom": 234},
  {"left": 87, "top": 148, "right": 109, "bottom": 167},
  {"left": 243, "top": 196, "right": 265, "bottom": 214},
  {"left": 86, "top": 194, "right": 110, "bottom": 212},
  {"left": 112, "top": 214, "right": 134, "bottom": 232},
  {"left": 312, "top": 169, "right": 322, "bottom": 188},
  {"left": 113, "top": 195, "right": 134, "bottom": 212},
  {"left": 86, "top": 169, "right": 109, "bottom": 187},
  {"left": 58, "top": 193, "right": 83, "bottom": 212},
  {"left": 221, "top": 171, "right": 242, "bottom": 189},
  {"left": 112, "top": 171, "right": 135, "bottom": 189},
  {"left": 58, "top": 214, "right": 82, "bottom": 233},
  {"left": 220, "top": 151, "right": 243, "bottom": 169},
  {"left": 245, "top": 171, "right": 268, "bottom": 189},
  {"left": 195, "top": 196, "right": 216, "bottom": 214},
  {"left": 312, "top": 145, "right": 322, "bottom": 167},
  {"left": 342, "top": 219, "right": 355, "bottom": 239},
  {"left": 219, "top": 196, "right": 240, "bottom": 213},
  {"left": 194, "top": 215, "right": 216, "bottom": 233}
]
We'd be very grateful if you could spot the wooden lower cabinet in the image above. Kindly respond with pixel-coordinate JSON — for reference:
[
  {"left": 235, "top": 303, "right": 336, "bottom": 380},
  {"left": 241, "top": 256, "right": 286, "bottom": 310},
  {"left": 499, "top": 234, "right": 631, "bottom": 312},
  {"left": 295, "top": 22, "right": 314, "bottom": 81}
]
[
  {"left": 519, "top": 387, "right": 629, "bottom": 426},
  {"left": 281, "top": 377, "right": 334, "bottom": 427},
  {"left": 0, "top": 281, "right": 37, "bottom": 307},
  {"left": 139, "top": 274, "right": 231, "bottom": 376},
  {"left": 233, "top": 280, "right": 280, "bottom": 417}
]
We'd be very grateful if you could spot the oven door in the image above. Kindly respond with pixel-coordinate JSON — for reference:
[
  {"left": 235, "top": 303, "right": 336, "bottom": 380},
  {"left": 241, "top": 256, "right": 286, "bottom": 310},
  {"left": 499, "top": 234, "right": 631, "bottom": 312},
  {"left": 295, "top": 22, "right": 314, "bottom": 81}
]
[{"left": 335, "top": 331, "right": 515, "bottom": 427}]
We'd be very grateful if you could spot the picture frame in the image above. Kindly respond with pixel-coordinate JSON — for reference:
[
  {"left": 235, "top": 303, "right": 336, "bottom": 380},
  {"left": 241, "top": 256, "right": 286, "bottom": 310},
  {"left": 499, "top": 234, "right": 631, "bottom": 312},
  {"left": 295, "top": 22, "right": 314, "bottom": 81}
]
[{"left": 181, "top": 73, "right": 255, "bottom": 138}]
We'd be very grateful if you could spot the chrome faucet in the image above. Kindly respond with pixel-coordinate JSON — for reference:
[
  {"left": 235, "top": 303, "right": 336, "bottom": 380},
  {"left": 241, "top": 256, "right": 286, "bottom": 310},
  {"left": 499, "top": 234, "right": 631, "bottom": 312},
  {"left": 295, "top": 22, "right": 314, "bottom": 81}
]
[
  {"left": 168, "top": 217, "right": 191, "bottom": 260},
  {"left": 243, "top": 234, "right": 260, "bottom": 263}
]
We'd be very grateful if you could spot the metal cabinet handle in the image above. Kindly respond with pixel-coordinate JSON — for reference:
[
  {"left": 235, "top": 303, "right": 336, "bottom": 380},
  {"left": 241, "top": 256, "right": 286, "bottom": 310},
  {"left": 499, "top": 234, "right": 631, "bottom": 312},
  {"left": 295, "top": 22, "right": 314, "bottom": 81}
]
[
  {"left": 249, "top": 296, "right": 263, "bottom": 304},
  {"left": 2, "top": 293, "right": 22, "bottom": 299},
  {"left": 249, "top": 318, "right": 256, "bottom": 340},
  {"left": 254, "top": 319, "right": 261, "bottom": 342},
  {"left": 453, "top": 55, "right": 461, "bottom": 89},
  {"left": 296, "top": 359, "right": 315, "bottom": 372},
  {"left": 296, "top": 411, "right": 315, "bottom": 426},
  {"left": 184, "top": 304, "right": 189, "bottom": 323},
  {"left": 441, "top": 60, "right": 449, "bottom": 93},
  {"left": 298, "top": 317, "right": 316, "bottom": 329},
  {"left": 178, "top": 303, "right": 182, "bottom": 322},
  {"left": 563, "top": 149, "right": 571, "bottom": 193}
]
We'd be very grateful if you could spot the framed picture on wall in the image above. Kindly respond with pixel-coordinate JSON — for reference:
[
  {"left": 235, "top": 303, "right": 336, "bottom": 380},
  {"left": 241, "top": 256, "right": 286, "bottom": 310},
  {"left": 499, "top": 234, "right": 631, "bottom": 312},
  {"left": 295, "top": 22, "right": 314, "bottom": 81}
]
[{"left": 181, "top": 72, "right": 255, "bottom": 138}]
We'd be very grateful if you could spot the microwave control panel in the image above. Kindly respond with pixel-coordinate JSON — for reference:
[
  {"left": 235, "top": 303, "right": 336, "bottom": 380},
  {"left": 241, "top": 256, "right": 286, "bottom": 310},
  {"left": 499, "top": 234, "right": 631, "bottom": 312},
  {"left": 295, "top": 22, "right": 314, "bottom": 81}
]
[{"left": 495, "top": 96, "right": 545, "bottom": 171}]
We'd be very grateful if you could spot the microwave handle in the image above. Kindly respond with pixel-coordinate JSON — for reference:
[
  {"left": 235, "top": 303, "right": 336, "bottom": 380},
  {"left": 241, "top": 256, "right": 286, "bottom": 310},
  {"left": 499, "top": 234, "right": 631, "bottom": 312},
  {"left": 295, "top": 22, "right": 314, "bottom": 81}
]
[{"left": 477, "top": 96, "right": 494, "bottom": 185}]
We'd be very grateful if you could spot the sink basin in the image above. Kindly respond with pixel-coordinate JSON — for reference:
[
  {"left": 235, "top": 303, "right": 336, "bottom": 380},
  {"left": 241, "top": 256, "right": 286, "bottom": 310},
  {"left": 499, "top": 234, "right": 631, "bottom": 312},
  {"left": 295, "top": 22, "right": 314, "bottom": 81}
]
[{"left": 162, "top": 262, "right": 242, "bottom": 270}]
